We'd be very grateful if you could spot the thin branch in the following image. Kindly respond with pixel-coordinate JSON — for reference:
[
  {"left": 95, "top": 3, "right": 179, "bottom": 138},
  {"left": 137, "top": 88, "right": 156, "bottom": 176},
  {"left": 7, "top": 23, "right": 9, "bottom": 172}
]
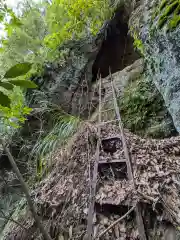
[
  {"left": 95, "top": 205, "right": 136, "bottom": 239},
  {"left": 1, "top": 139, "right": 52, "bottom": 240}
]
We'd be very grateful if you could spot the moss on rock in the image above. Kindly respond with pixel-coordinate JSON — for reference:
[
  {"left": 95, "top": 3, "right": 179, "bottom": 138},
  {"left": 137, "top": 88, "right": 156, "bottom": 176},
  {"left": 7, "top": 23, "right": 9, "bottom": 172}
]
[
  {"left": 160, "top": 0, "right": 169, "bottom": 11},
  {"left": 154, "top": 0, "right": 180, "bottom": 30},
  {"left": 168, "top": 13, "right": 180, "bottom": 29},
  {"left": 132, "top": 32, "right": 145, "bottom": 55},
  {"left": 119, "top": 77, "right": 177, "bottom": 138}
]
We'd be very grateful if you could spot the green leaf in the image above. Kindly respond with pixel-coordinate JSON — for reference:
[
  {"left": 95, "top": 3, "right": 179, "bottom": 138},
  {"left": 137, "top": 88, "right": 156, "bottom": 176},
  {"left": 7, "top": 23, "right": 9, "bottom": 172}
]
[
  {"left": 10, "top": 15, "right": 23, "bottom": 27},
  {"left": 4, "top": 4, "right": 8, "bottom": 10},
  {"left": 10, "top": 80, "right": 37, "bottom": 88},
  {"left": 0, "top": 86, "right": 11, "bottom": 96},
  {"left": 0, "top": 92, "right": 11, "bottom": 107},
  {"left": 0, "top": 12, "right": 5, "bottom": 22},
  {"left": 4, "top": 63, "right": 32, "bottom": 79},
  {"left": 5, "top": 24, "right": 13, "bottom": 36},
  {"left": 0, "top": 82, "right": 14, "bottom": 90},
  {"left": 1, "top": 39, "right": 8, "bottom": 46}
]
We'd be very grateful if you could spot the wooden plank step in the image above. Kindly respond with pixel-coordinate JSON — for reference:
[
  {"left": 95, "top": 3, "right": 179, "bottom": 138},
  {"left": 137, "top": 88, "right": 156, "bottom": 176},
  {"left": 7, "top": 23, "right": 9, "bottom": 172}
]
[
  {"left": 101, "top": 108, "right": 115, "bottom": 113},
  {"left": 95, "top": 199, "right": 136, "bottom": 207},
  {"left": 97, "top": 120, "right": 118, "bottom": 126},
  {"left": 99, "top": 159, "right": 126, "bottom": 164},
  {"left": 102, "top": 135, "right": 122, "bottom": 141}
]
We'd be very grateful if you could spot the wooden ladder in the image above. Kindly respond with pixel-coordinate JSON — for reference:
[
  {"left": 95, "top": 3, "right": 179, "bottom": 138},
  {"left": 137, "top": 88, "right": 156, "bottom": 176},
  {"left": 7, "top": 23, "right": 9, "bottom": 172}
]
[{"left": 87, "top": 73, "right": 147, "bottom": 240}]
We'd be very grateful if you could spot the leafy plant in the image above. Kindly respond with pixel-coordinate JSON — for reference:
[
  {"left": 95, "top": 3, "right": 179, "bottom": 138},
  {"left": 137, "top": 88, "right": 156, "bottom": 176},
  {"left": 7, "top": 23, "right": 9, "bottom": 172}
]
[
  {"left": 30, "top": 106, "right": 80, "bottom": 177},
  {"left": 133, "top": 32, "right": 144, "bottom": 55},
  {"left": 0, "top": 4, "right": 47, "bottom": 77},
  {"left": 0, "top": 62, "right": 37, "bottom": 107},
  {"left": 0, "top": 62, "right": 37, "bottom": 138},
  {"left": 0, "top": 87, "right": 32, "bottom": 131},
  {"left": 0, "top": 0, "right": 114, "bottom": 71},
  {"left": 4, "top": 63, "right": 32, "bottom": 78},
  {"left": 44, "top": 0, "right": 113, "bottom": 51},
  {"left": 32, "top": 113, "right": 80, "bottom": 156}
]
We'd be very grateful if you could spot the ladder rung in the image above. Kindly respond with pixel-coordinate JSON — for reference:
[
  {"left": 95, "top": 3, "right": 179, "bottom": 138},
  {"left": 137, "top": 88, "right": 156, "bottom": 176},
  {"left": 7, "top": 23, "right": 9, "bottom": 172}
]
[
  {"left": 102, "top": 135, "right": 122, "bottom": 141},
  {"left": 99, "top": 159, "right": 126, "bottom": 164},
  {"left": 101, "top": 108, "right": 115, "bottom": 113},
  {"left": 95, "top": 199, "right": 136, "bottom": 207},
  {"left": 102, "top": 99, "right": 112, "bottom": 104},
  {"left": 97, "top": 120, "right": 118, "bottom": 126}
]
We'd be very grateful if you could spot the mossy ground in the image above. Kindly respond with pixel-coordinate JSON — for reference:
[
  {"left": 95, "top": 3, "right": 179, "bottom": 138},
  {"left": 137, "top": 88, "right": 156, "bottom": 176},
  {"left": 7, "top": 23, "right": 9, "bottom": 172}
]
[{"left": 119, "top": 77, "right": 177, "bottom": 138}]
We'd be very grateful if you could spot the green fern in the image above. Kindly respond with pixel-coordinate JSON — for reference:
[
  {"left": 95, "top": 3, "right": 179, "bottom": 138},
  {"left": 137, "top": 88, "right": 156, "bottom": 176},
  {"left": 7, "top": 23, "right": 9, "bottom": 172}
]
[{"left": 30, "top": 107, "right": 80, "bottom": 177}]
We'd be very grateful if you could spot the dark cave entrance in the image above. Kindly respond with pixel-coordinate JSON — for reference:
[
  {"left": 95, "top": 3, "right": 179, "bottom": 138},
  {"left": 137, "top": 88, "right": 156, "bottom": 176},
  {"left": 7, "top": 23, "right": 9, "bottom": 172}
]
[{"left": 92, "top": 8, "right": 140, "bottom": 81}]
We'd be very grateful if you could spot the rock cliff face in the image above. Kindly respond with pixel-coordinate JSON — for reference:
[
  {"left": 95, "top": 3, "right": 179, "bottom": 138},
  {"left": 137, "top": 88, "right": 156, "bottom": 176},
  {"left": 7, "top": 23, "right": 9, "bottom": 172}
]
[
  {"left": 29, "top": 1, "right": 178, "bottom": 138},
  {"left": 130, "top": 0, "right": 180, "bottom": 132},
  {"left": 31, "top": 37, "right": 100, "bottom": 117},
  {"left": 30, "top": 6, "right": 139, "bottom": 118},
  {"left": 91, "top": 59, "right": 144, "bottom": 121}
]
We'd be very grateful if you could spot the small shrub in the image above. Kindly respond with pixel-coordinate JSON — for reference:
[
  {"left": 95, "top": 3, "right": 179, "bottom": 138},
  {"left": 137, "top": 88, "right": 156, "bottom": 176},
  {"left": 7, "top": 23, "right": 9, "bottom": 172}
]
[{"left": 30, "top": 103, "right": 81, "bottom": 178}]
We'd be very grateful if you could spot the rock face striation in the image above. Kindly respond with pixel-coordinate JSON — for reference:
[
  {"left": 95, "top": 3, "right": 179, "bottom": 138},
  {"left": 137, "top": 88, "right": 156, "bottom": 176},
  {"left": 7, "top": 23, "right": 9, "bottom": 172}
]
[{"left": 130, "top": 0, "right": 180, "bottom": 132}]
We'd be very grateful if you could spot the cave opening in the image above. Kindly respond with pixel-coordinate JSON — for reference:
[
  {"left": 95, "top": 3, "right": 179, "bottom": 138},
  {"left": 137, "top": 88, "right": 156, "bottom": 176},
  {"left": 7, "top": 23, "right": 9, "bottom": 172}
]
[{"left": 92, "top": 7, "right": 140, "bottom": 81}]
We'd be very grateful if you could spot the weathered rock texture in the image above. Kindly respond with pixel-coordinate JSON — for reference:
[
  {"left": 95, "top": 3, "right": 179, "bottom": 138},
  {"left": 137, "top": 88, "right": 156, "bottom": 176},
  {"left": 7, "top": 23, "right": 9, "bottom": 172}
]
[
  {"left": 130, "top": 0, "right": 180, "bottom": 133},
  {"left": 31, "top": 36, "right": 100, "bottom": 117},
  {"left": 30, "top": 6, "right": 139, "bottom": 118},
  {"left": 91, "top": 59, "right": 144, "bottom": 121},
  {"left": 92, "top": 7, "right": 139, "bottom": 80},
  {"left": 90, "top": 58, "right": 177, "bottom": 138}
]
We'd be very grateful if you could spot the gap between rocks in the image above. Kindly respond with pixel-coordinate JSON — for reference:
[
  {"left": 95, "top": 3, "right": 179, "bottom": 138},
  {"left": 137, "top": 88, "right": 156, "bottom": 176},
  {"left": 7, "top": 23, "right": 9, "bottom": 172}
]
[{"left": 92, "top": 7, "right": 139, "bottom": 81}]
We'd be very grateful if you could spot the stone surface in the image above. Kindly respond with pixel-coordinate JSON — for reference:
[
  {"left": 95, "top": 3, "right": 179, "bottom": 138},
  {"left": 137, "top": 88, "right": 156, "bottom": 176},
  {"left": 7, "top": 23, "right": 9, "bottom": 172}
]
[
  {"left": 30, "top": 36, "right": 101, "bottom": 117},
  {"left": 119, "top": 74, "right": 177, "bottom": 138},
  {"left": 91, "top": 59, "right": 144, "bottom": 121},
  {"left": 130, "top": 0, "right": 180, "bottom": 133},
  {"left": 30, "top": 5, "right": 139, "bottom": 118},
  {"left": 145, "top": 28, "right": 180, "bottom": 133}
]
